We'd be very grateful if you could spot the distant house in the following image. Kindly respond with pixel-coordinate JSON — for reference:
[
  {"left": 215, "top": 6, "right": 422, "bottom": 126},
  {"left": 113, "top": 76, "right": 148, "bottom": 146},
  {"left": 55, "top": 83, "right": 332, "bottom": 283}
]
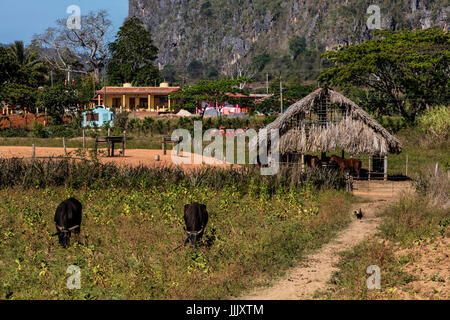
[
  {"left": 92, "top": 82, "right": 181, "bottom": 112},
  {"left": 195, "top": 93, "right": 272, "bottom": 115},
  {"left": 82, "top": 106, "right": 114, "bottom": 127}
]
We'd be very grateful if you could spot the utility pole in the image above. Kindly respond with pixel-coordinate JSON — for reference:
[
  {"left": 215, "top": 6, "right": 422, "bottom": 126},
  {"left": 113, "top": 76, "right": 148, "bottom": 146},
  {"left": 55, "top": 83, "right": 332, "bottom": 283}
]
[{"left": 104, "top": 78, "right": 107, "bottom": 108}]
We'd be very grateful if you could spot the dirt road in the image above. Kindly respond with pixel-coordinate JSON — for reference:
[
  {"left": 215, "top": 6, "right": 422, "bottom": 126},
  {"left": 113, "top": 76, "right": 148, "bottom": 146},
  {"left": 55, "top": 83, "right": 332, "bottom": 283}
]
[
  {"left": 0, "top": 146, "right": 232, "bottom": 169},
  {"left": 241, "top": 180, "right": 413, "bottom": 300}
]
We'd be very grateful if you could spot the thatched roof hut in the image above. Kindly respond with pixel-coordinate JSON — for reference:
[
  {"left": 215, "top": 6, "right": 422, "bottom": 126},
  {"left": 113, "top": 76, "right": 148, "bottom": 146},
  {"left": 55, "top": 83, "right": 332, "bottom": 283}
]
[{"left": 251, "top": 88, "right": 402, "bottom": 157}]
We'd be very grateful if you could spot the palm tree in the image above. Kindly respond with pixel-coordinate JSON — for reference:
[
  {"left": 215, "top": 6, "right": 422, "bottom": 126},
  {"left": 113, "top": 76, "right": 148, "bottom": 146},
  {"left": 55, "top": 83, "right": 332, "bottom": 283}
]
[{"left": 7, "top": 41, "right": 46, "bottom": 87}]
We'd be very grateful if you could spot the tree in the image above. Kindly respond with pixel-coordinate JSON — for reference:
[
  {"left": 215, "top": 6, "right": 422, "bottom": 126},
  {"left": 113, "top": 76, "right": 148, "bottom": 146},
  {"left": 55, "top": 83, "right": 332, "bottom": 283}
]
[
  {"left": 37, "top": 85, "right": 80, "bottom": 123},
  {"left": 0, "top": 46, "right": 19, "bottom": 84},
  {"left": 252, "top": 53, "right": 271, "bottom": 72},
  {"left": 319, "top": 27, "right": 449, "bottom": 123},
  {"left": 187, "top": 60, "right": 204, "bottom": 78},
  {"left": 107, "top": 17, "right": 160, "bottom": 86},
  {"left": 172, "top": 77, "right": 252, "bottom": 113},
  {"left": 7, "top": 41, "right": 47, "bottom": 87},
  {"left": 0, "top": 83, "right": 37, "bottom": 111},
  {"left": 162, "top": 64, "right": 177, "bottom": 83},
  {"left": 289, "top": 36, "right": 307, "bottom": 60},
  {"left": 34, "top": 10, "right": 112, "bottom": 80}
]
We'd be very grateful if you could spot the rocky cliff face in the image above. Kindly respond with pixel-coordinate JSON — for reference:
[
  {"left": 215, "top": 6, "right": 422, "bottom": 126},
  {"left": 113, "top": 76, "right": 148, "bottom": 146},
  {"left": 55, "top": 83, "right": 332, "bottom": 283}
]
[{"left": 129, "top": 0, "right": 448, "bottom": 77}]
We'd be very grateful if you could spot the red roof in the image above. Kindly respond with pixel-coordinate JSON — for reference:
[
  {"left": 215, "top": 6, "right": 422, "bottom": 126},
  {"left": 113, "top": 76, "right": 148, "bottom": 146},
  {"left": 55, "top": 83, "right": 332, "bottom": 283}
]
[{"left": 96, "top": 86, "right": 181, "bottom": 95}]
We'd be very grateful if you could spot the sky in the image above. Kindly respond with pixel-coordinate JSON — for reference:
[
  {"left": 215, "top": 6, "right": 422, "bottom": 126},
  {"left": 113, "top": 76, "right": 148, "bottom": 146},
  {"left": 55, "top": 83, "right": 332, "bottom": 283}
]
[{"left": 0, "top": 0, "right": 129, "bottom": 45}]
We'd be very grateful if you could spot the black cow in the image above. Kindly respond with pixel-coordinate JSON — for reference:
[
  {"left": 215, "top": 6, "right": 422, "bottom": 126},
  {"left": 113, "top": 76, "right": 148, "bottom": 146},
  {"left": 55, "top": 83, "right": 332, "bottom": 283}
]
[
  {"left": 184, "top": 203, "right": 208, "bottom": 248},
  {"left": 53, "top": 198, "right": 82, "bottom": 248}
]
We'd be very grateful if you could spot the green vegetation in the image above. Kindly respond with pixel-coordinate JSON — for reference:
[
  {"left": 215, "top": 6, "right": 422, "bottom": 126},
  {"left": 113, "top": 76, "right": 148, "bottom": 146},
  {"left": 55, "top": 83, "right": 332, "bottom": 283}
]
[
  {"left": 416, "top": 105, "right": 450, "bottom": 144},
  {"left": 0, "top": 158, "right": 353, "bottom": 299},
  {"left": 171, "top": 77, "right": 252, "bottom": 111},
  {"left": 289, "top": 36, "right": 307, "bottom": 60},
  {"left": 320, "top": 28, "right": 449, "bottom": 123},
  {"left": 107, "top": 17, "right": 160, "bottom": 86}
]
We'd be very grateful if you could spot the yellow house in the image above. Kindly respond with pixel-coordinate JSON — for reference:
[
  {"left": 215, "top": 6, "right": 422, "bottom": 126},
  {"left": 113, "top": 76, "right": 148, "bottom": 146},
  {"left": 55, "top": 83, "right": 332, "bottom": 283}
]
[{"left": 93, "top": 82, "right": 181, "bottom": 112}]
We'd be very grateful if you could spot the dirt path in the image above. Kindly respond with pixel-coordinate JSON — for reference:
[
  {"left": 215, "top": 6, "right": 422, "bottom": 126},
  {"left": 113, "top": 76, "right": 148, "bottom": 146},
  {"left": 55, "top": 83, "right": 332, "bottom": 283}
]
[
  {"left": 241, "top": 180, "right": 413, "bottom": 300},
  {"left": 0, "top": 146, "right": 232, "bottom": 169}
]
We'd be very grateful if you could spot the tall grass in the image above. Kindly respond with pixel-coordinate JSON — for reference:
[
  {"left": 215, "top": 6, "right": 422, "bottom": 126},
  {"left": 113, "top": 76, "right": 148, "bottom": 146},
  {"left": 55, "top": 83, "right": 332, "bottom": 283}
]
[{"left": 0, "top": 158, "right": 346, "bottom": 193}]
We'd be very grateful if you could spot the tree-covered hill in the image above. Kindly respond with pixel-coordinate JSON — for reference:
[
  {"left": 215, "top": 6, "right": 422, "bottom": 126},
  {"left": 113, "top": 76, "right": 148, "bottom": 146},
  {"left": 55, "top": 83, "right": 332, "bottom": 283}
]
[{"left": 129, "top": 0, "right": 448, "bottom": 83}]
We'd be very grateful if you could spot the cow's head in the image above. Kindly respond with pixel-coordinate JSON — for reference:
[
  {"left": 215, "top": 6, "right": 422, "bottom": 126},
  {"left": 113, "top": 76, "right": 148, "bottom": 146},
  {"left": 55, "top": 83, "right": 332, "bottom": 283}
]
[
  {"left": 58, "top": 231, "right": 71, "bottom": 248},
  {"left": 53, "top": 227, "right": 71, "bottom": 248}
]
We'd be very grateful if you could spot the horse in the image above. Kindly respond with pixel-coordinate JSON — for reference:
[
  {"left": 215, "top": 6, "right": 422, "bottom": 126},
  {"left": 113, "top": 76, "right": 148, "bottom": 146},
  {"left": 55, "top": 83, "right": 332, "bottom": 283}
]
[
  {"left": 329, "top": 155, "right": 362, "bottom": 179},
  {"left": 304, "top": 155, "right": 322, "bottom": 168}
]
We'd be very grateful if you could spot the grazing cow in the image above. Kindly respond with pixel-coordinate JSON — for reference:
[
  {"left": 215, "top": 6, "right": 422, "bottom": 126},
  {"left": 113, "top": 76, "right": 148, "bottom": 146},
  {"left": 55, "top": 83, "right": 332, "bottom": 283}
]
[
  {"left": 184, "top": 203, "right": 208, "bottom": 248},
  {"left": 53, "top": 198, "right": 82, "bottom": 248},
  {"left": 329, "top": 155, "right": 362, "bottom": 179}
]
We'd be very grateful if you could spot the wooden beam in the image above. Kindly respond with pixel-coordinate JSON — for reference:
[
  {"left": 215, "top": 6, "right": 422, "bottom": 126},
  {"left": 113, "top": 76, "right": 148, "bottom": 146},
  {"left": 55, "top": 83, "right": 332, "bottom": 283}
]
[{"left": 301, "top": 154, "right": 305, "bottom": 173}]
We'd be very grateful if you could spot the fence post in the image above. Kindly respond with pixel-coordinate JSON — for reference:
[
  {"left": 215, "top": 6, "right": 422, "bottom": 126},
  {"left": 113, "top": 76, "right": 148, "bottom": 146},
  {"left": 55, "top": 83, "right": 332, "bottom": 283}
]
[
  {"left": 123, "top": 130, "right": 126, "bottom": 157},
  {"left": 405, "top": 155, "right": 408, "bottom": 177},
  {"left": 162, "top": 137, "right": 166, "bottom": 155},
  {"left": 384, "top": 155, "right": 388, "bottom": 181},
  {"left": 368, "top": 156, "right": 371, "bottom": 181},
  {"left": 63, "top": 137, "right": 67, "bottom": 155},
  {"left": 82, "top": 129, "right": 86, "bottom": 149},
  {"left": 301, "top": 153, "right": 305, "bottom": 173},
  {"left": 435, "top": 162, "right": 439, "bottom": 177},
  {"left": 32, "top": 144, "right": 35, "bottom": 160}
]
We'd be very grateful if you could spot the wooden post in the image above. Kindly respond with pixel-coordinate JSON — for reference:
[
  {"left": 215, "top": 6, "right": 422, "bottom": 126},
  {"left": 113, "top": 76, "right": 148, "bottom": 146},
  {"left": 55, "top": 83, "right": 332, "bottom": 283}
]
[
  {"left": 435, "top": 162, "right": 439, "bottom": 177},
  {"left": 32, "top": 144, "right": 35, "bottom": 160},
  {"left": 63, "top": 137, "right": 67, "bottom": 155},
  {"left": 405, "top": 155, "right": 408, "bottom": 177},
  {"left": 384, "top": 155, "right": 388, "bottom": 181},
  {"left": 162, "top": 137, "right": 167, "bottom": 155},
  {"left": 82, "top": 130, "right": 86, "bottom": 149},
  {"left": 368, "top": 156, "right": 371, "bottom": 181},
  {"left": 301, "top": 154, "right": 305, "bottom": 173},
  {"left": 108, "top": 128, "right": 110, "bottom": 137},
  {"left": 123, "top": 131, "right": 126, "bottom": 157}
]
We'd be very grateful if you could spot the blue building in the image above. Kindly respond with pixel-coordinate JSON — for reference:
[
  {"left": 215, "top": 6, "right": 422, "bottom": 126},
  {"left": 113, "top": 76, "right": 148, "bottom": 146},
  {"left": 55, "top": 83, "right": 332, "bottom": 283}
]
[{"left": 82, "top": 106, "right": 114, "bottom": 127}]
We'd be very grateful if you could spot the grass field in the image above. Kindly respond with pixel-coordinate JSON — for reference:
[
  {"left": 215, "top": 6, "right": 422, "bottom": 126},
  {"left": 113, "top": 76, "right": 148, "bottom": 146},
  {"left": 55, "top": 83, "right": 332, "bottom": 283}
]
[{"left": 0, "top": 182, "right": 353, "bottom": 299}]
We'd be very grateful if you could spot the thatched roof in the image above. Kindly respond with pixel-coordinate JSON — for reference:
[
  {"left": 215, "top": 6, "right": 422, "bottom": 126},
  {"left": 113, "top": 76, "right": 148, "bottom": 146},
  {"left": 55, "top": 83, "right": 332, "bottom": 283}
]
[{"left": 251, "top": 88, "right": 402, "bottom": 156}]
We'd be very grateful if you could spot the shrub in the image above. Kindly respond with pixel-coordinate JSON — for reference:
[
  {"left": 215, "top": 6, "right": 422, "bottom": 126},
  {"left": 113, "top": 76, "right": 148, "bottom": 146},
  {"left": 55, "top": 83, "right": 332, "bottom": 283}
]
[
  {"left": 32, "top": 121, "right": 48, "bottom": 138},
  {"left": 413, "top": 164, "right": 450, "bottom": 209},
  {"left": 0, "top": 158, "right": 346, "bottom": 193},
  {"left": 416, "top": 106, "right": 450, "bottom": 144},
  {"left": 114, "top": 111, "right": 130, "bottom": 132}
]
